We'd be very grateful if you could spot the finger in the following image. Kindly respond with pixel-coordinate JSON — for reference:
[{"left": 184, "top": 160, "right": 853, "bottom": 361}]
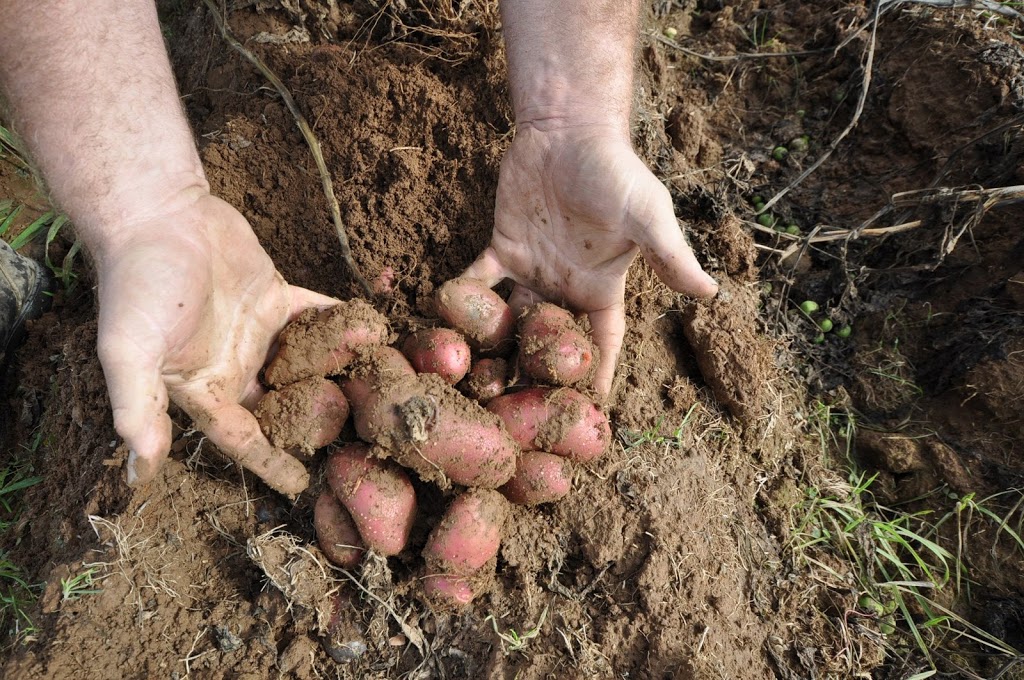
[
  {"left": 240, "top": 379, "right": 267, "bottom": 412},
  {"left": 288, "top": 284, "right": 339, "bottom": 320},
  {"left": 507, "top": 284, "right": 547, "bottom": 316},
  {"left": 97, "top": 337, "right": 173, "bottom": 487},
  {"left": 460, "top": 247, "right": 509, "bottom": 289},
  {"left": 586, "top": 304, "right": 627, "bottom": 398},
  {"left": 631, "top": 187, "right": 718, "bottom": 299},
  {"left": 182, "top": 396, "right": 310, "bottom": 496}
]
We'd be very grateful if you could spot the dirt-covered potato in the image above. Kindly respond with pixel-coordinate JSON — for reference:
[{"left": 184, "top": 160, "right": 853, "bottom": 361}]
[
  {"left": 517, "top": 302, "right": 596, "bottom": 386},
  {"left": 422, "top": 489, "right": 509, "bottom": 606},
  {"left": 314, "top": 491, "right": 366, "bottom": 569},
  {"left": 325, "top": 443, "right": 417, "bottom": 556},
  {"left": 265, "top": 300, "right": 390, "bottom": 387},
  {"left": 255, "top": 377, "right": 349, "bottom": 455},
  {"left": 500, "top": 451, "right": 573, "bottom": 506},
  {"left": 435, "top": 277, "right": 514, "bottom": 354},
  {"left": 460, "top": 357, "right": 508, "bottom": 403},
  {"left": 402, "top": 328, "right": 471, "bottom": 384},
  {"left": 487, "top": 387, "right": 610, "bottom": 463}
]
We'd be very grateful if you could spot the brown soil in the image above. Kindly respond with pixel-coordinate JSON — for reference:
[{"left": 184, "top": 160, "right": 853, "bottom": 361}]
[{"left": 1, "top": 1, "right": 1023, "bottom": 679}]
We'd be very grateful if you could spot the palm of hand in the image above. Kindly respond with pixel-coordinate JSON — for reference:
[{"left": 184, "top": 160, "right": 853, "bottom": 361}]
[
  {"left": 465, "top": 127, "right": 717, "bottom": 395},
  {"left": 96, "top": 195, "right": 333, "bottom": 494}
]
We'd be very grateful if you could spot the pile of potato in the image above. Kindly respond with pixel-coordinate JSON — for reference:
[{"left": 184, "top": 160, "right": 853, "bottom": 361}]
[{"left": 255, "top": 278, "right": 611, "bottom": 606}]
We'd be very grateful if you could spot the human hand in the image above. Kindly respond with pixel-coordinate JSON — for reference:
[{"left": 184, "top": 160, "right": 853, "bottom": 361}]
[
  {"left": 462, "top": 124, "right": 719, "bottom": 396},
  {"left": 93, "top": 191, "right": 337, "bottom": 495}
]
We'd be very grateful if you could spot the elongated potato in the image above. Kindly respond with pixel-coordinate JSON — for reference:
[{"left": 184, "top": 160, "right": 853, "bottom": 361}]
[
  {"left": 461, "top": 357, "right": 508, "bottom": 403},
  {"left": 314, "top": 491, "right": 366, "bottom": 569},
  {"left": 435, "top": 278, "right": 514, "bottom": 354},
  {"left": 402, "top": 328, "right": 471, "bottom": 385},
  {"left": 500, "top": 451, "right": 573, "bottom": 506},
  {"left": 325, "top": 443, "right": 417, "bottom": 556},
  {"left": 265, "top": 300, "right": 390, "bottom": 387},
  {"left": 256, "top": 377, "right": 349, "bottom": 455},
  {"left": 518, "top": 303, "right": 596, "bottom": 386},
  {"left": 422, "top": 489, "right": 509, "bottom": 606},
  {"left": 487, "top": 387, "right": 610, "bottom": 463},
  {"left": 354, "top": 372, "right": 519, "bottom": 489}
]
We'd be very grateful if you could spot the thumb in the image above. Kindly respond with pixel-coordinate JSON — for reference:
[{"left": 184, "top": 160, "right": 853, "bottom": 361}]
[
  {"left": 288, "top": 284, "right": 339, "bottom": 320},
  {"left": 587, "top": 303, "right": 627, "bottom": 398},
  {"left": 630, "top": 181, "right": 718, "bottom": 299},
  {"left": 97, "top": 335, "right": 173, "bottom": 487},
  {"left": 460, "top": 246, "right": 509, "bottom": 289}
]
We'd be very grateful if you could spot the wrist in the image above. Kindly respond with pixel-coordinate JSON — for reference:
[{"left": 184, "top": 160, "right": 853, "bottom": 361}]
[
  {"left": 81, "top": 178, "right": 213, "bottom": 271},
  {"left": 512, "top": 69, "right": 632, "bottom": 137}
]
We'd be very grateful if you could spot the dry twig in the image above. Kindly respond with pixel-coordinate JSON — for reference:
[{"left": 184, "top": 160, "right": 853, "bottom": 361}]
[{"left": 202, "top": 0, "right": 372, "bottom": 295}]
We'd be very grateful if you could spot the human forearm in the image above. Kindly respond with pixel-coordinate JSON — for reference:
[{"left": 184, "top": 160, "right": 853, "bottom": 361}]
[
  {"left": 500, "top": 0, "right": 639, "bottom": 134},
  {"left": 0, "top": 0, "right": 207, "bottom": 265}
]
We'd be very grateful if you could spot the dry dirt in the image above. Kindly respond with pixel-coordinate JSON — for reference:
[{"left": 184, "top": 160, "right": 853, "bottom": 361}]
[{"left": 1, "top": 1, "right": 1023, "bottom": 679}]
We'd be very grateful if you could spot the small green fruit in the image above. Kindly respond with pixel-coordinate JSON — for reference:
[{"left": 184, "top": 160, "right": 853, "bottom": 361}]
[
  {"left": 858, "top": 595, "right": 885, "bottom": 616},
  {"left": 812, "top": 333, "right": 825, "bottom": 344},
  {"left": 836, "top": 325, "right": 852, "bottom": 339},
  {"left": 664, "top": 26, "right": 678, "bottom": 39},
  {"left": 757, "top": 213, "right": 775, "bottom": 228},
  {"left": 789, "top": 136, "right": 809, "bottom": 153},
  {"left": 819, "top": 319, "right": 834, "bottom": 332},
  {"left": 785, "top": 224, "right": 801, "bottom": 236},
  {"left": 799, "top": 300, "right": 819, "bottom": 314},
  {"left": 772, "top": 146, "right": 789, "bottom": 161},
  {"left": 879, "top": 616, "right": 896, "bottom": 636},
  {"left": 751, "top": 194, "right": 765, "bottom": 205}
]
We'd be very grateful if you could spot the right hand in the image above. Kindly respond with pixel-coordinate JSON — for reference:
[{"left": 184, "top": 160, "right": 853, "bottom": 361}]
[{"left": 94, "top": 190, "right": 337, "bottom": 495}]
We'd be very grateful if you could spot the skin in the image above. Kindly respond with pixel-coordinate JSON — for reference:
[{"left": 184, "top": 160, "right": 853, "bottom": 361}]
[
  {"left": 0, "top": 0, "right": 717, "bottom": 494},
  {"left": 461, "top": 0, "right": 719, "bottom": 396}
]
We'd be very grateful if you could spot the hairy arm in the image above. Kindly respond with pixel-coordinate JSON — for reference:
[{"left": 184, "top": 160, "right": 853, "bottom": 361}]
[
  {"left": 465, "top": 0, "right": 717, "bottom": 396},
  {"left": 0, "top": 1, "right": 331, "bottom": 494}
]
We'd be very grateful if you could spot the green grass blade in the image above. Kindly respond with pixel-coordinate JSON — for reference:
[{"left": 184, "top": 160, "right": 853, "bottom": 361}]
[
  {"left": 8, "top": 211, "right": 53, "bottom": 250},
  {"left": 0, "top": 204, "right": 24, "bottom": 238}
]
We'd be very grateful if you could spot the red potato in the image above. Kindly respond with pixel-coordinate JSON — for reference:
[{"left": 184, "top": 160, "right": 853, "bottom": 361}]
[
  {"left": 325, "top": 443, "right": 417, "bottom": 556},
  {"left": 402, "top": 328, "right": 471, "bottom": 385},
  {"left": 351, "top": 367, "right": 519, "bottom": 488},
  {"left": 265, "top": 300, "right": 390, "bottom": 387},
  {"left": 500, "top": 451, "right": 573, "bottom": 506},
  {"left": 435, "top": 277, "right": 514, "bottom": 354},
  {"left": 518, "top": 302, "right": 596, "bottom": 386},
  {"left": 487, "top": 387, "right": 610, "bottom": 463},
  {"left": 422, "top": 489, "right": 509, "bottom": 606},
  {"left": 461, "top": 357, "right": 508, "bottom": 403},
  {"left": 314, "top": 491, "right": 366, "bottom": 569},
  {"left": 255, "top": 377, "right": 349, "bottom": 455}
]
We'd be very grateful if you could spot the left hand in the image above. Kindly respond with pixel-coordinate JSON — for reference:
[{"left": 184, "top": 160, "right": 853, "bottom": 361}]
[{"left": 462, "top": 124, "right": 719, "bottom": 396}]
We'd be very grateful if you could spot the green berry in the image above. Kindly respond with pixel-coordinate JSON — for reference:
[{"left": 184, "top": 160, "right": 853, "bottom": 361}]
[
  {"left": 836, "top": 325, "right": 852, "bottom": 339},
  {"left": 812, "top": 333, "right": 825, "bottom": 344},
  {"left": 785, "top": 224, "right": 801, "bottom": 236},
  {"left": 772, "top": 146, "right": 789, "bottom": 162},
  {"left": 819, "top": 319, "right": 834, "bottom": 333},
  {"left": 664, "top": 26, "right": 678, "bottom": 39},
  {"left": 799, "top": 300, "right": 819, "bottom": 314},
  {"left": 757, "top": 213, "right": 775, "bottom": 228},
  {"left": 879, "top": 616, "right": 896, "bottom": 636},
  {"left": 789, "top": 136, "right": 809, "bottom": 153},
  {"left": 858, "top": 595, "right": 885, "bottom": 616},
  {"left": 751, "top": 194, "right": 765, "bottom": 205}
]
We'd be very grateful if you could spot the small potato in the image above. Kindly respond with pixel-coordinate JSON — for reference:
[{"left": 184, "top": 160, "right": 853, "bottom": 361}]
[
  {"left": 355, "top": 372, "right": 519, "bottom": 489},
  {"left": 435, "top": 278, "right": 514, "bottom": 354},
  {"left": 340, "top": 347, "right": 417, "bottom": 440},
  {"left": 422, "top": 489, "right": 509, "bottom": 606},
  {"left": 325, "top": 443, "right": 417, "bottom": 556},
  {"left": 256, "top": 377, "right": 349, "bottom": 455},
  {"left": 487, "top": 387, "right": 610, "bottom": 463},
  {"left": 518, "top": 303, "right": 596, "bottom": 386},
  {"left": 314, "top": 491, "right": 366, "bottom": 569},
  {"left": 500, "top": 451, "right": 573, "bottom": 506},
  {"left": 461, "top": 358, "right": 508, "bottom": 403},
  {"left": 402, "top": 328, "right": 471, "bottom": 385},
  {"left": 265, "top": 300, "right": 390, "bottom": 387}
]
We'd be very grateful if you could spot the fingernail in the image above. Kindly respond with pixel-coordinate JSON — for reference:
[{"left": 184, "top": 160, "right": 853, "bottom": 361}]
[{"left": 126, "top": 449, "right": 138, "bottom": 486}]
